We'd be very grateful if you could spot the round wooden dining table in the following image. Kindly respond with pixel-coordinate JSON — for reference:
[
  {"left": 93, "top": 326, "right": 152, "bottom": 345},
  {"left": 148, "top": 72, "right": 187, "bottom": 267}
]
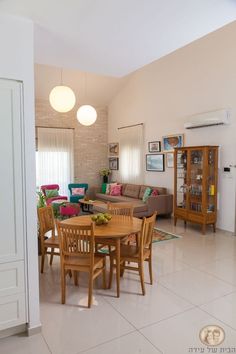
[{"left": 61, "top": 215, "right": 142, "bottom": 297}]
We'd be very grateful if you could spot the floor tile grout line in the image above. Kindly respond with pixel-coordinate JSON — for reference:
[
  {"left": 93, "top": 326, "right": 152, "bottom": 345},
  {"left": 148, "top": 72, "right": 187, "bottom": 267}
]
[
  {"left": 41, "top": 331, "right": 53, "bottom": 354},
  {"left": 158, "top": 266, "right": 236, "bottom": 293},
  {"left": 137, "top": 306, "right": 196, "bottom": 332},
  {"left": 101, "top": 293, "right": 139, "bottom": 330},
  {"left": 135, "top": 329, "right": 164, "bottom": 354},
  {"left": 76, "top": 329, "right": 137, "bottom": 354},
  {"left": 156, "top": 282, "right": 198, "bottom": 307},
  {"left": 186, "top": 265, "right": 236, "bottom": 288},
  {"left": 198, "top": 306, "right": 236, "bottom": 333},
  {"left": 159, "top": 280, "right": 236, "bottom": 310}
]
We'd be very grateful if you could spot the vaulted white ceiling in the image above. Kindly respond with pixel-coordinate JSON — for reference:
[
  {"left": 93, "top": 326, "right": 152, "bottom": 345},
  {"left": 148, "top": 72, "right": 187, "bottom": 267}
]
[{"left": 1, "top": 0, "right": 236, "bottom": 77}]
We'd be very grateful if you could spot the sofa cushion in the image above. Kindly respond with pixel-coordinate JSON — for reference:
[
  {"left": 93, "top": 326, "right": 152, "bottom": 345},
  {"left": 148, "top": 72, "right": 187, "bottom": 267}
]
[
  {"left": 110, "top": 184, "right": 122, "bottom": 196},
  {"left": 106, "top": 183, "right": 117, "bottom": 194},
  {"left": 93, "top": 198, "right": 148, "bottom": 214},
  {"left": 96, "top": 193, "right": 126, "bottom": 203},
  {"left": 139, "top": 185, "right": 166, "bottom": 199},
  {"left": 122, "top": 184, "right": 140, "bottom": 198},
  {"left": 71, "top": 187, "right": 85, "bottom": 196},
  {"left": 142, "top": 187, "right": 152, "bottom": 202},
  {"left": 45, "top": 189, "right": 59, "bottom": 198}
]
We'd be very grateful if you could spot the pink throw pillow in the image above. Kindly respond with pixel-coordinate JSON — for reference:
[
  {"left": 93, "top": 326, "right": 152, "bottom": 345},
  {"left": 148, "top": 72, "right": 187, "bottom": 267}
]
[
  {"left": 151, "top": 189, "right": 159, "bottom": 197},
  {"left": 72, "top": 187, "right": 85, "bottom": 196},
  {"left": 106, "top": 183, "right": 117, "bottom": 195},
  {"left": 110, "top": 184, "right": 122, "bottom": 196}
]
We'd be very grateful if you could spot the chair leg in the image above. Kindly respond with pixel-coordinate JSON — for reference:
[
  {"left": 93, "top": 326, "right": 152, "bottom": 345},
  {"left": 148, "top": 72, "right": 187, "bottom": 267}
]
[
  {"left": 61, "top": 268, "right": 66, "bottom": 304},
  {"left": 73, "top": 271, "right": 78, "bottom": 286},
  {"left": 49, "top": 248, "right": 54, "bottom": 265},
  {"left": 148, "top": 256, "right": 153, "bottom": 285},
  {"left": 88, "top": 273, "right": 94, "bottom": 308},
  {"left": 41, "top": 249, "right": 46, "bottom": 273},
  {"left": 108, "top": 256, "right": 113, "bottom": 289},
  {"left": 120, "top": 261, "right": 125, "bottom": 277},
  {"left": 102, "top": 259, "right": 106, "bottom": 289},
  {"left": 139, "top": 261, "right": 145, "bottom": 296}
]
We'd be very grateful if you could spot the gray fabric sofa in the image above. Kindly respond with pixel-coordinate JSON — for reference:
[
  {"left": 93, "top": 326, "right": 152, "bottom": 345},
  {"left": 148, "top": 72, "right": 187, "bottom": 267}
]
[{"left": 91, "top": 183, "right": 173, "bottom": 218}]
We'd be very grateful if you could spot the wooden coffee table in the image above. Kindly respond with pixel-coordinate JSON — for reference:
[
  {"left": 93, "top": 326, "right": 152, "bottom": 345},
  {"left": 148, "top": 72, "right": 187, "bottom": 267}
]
[{"left": 79, "top": 199, "right": 106, "bottom": 213}]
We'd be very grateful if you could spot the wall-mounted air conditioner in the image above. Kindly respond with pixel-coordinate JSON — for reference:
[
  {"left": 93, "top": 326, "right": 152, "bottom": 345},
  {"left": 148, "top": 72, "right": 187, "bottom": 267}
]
[{"left": 184, "top": 109, "right": 230, "bottom": 129}]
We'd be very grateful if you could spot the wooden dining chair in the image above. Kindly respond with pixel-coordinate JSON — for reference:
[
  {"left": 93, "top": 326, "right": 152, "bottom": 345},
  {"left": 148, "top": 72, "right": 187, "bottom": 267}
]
[
  {"left": 108, "top": 202, "right": 134, "bottom": 217},
  {"left": 38, "top": 206, "right": 60, "bottom": 273},
  {"left": 95, "top": 202, "right": 134, "bottom": 252},
  {"left": 57, "top": 221, "right": 106, "bottom": 308},
  {"left": 108, "top": 212, "right": 157, "bottom": 295}
]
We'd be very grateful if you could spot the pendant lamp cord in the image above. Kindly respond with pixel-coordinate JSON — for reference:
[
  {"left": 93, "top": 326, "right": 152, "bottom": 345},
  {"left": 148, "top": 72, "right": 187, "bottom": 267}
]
[{"left": 60, "top": 68, "right": 63, "bottom": 86}]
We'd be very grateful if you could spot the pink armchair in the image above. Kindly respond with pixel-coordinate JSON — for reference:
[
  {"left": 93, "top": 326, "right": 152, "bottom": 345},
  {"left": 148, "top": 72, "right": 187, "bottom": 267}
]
[{"left": 41, "top": 184, "right": 68, "bottom": 205}]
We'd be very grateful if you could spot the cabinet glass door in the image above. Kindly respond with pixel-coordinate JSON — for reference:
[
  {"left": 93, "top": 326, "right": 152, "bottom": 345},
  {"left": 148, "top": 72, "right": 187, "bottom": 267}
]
[
  {"left": 176, "top": 150, "right": 188, "bottom": 209},
  {"left": 189, "top": 149, "right": 203, "bottom": 213},
  {"left": 207, "top": 148, "right": 217, "bottom": 213}
]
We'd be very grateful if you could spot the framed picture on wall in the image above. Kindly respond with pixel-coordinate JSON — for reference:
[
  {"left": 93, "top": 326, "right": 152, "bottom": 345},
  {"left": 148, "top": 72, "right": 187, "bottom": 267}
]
[
  {"left": 109, "top": 157, "right": 119, "bottom": 170},
  {"left": 166, "top": 152, "right": 174, "bottom": 168},
  {"left": 108, "top": 142, "right": 119, "bottom": 156},
  {"left": 162, "top": 134, "right": 184, "bottom": 152},
  {"left": 146, "top": 154, "right": 165, "bottom": 172},
  {"left": 148, "top": 141, "right": 161, "bottom": 153}
]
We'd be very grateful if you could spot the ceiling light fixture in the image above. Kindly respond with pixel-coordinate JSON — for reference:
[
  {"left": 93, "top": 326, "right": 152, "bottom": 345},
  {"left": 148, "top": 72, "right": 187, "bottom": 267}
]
[
  {"left": 49, "top": 69, "right": 76, "bottom": 113},
  {"left": 76, "top": 73, "right": 97, "bottom": 126}
]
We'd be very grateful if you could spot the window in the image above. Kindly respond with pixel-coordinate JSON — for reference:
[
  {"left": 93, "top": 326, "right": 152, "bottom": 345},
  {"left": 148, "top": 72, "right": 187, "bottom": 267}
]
[
  {"left": 118, "top": 124, "right": 144, "bottom": 184},
  {"left": 36, "top": 128, "right": 74, "bottom": 195}
]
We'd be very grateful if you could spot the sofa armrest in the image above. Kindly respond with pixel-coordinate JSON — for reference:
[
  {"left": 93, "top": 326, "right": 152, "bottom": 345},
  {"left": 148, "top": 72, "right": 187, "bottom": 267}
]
[{"left": 147, "top": 194, "right": 173, "bottom": 215}]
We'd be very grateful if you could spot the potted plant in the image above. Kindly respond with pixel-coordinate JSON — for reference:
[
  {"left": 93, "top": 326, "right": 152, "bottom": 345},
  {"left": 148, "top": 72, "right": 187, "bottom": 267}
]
[{"left": 99, "top": 168, "right": 111, "bottom": 183}]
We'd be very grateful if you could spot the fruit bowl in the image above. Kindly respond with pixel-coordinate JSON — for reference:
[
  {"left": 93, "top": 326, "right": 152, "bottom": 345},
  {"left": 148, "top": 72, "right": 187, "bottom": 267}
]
[{"left": 91, "top": 213, "right": 112, "bottom": 225}]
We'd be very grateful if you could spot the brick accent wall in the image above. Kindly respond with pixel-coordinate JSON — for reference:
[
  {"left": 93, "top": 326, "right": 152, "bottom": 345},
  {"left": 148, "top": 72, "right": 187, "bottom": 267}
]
[{"left": 35, "top": 99, "right": 108, "bottom": 187}]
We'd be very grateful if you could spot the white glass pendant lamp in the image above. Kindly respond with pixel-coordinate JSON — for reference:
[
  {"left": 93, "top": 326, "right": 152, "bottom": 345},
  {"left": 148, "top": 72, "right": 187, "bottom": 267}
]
[
  {"left": 49, "top": 69, "right": 76, "bottom": 113},
  {"left": 77, "top": 105, "right": 97, "bottom": 126},
  {"left": 76, "top": 73, "right": 97, "bottom": 126}
]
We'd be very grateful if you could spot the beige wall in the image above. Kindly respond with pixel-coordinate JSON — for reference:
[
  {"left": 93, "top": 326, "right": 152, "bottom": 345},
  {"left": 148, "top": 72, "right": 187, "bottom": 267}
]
[
  {"left": 36, "top": 99, "right": 108, "bottom": 187},
  {"left": 108, "top": 21, "right": 236, "bottom": 232}
]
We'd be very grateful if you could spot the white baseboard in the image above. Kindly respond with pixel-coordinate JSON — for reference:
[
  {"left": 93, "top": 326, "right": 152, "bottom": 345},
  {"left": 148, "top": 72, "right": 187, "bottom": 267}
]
[
  {"left": 0, "top": 324, "right": 27, "bottom": 339},
  {"left": 27, "top": 324, "right": 42, "bottom": 336}
]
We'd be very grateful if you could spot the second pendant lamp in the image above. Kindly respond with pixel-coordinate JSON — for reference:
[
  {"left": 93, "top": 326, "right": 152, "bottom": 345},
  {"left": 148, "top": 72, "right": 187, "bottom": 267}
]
[{"left": 77, "top": 73, "right": 97, "bottom": 126}]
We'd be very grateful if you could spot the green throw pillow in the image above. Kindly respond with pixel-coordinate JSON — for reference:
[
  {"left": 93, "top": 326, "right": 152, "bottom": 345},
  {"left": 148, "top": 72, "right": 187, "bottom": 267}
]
[
  {"left": 45, "top": 189, "right": 59, "bottom": 198},
  {"left": 101, "top": 183, "right": 107, "bottom": 194},
  {"left": 142, "top": 187, "right": 152, "bottom": 203}
]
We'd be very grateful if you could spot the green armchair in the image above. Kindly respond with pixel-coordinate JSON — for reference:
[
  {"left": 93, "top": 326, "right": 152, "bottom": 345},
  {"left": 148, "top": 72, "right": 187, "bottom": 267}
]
[{"left": 68, "top": 183, "right": 88, "bottom": 203}]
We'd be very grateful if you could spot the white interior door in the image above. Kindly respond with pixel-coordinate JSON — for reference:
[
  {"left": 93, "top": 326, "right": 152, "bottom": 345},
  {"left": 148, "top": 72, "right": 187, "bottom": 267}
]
[{"left": 0, "top": 79, "right": 27, "bottom": 331}]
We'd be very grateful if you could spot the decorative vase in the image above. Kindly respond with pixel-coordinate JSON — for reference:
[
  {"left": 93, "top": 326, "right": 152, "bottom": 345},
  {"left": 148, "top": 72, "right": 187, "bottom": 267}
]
[{"left": 103, "top": 175, "right": 108, "bottom": 183}]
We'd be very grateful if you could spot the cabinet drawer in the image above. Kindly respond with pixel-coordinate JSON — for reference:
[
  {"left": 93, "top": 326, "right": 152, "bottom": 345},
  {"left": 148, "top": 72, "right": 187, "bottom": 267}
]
[
  {"left": 0, "top": 293, "right": 26, "bottom": 331},
  {"left": 187, "top": 212, "right": 205, "bottom": 224},
  {"left": 0, "top": 261, "right": 25, "bottom": 297}
]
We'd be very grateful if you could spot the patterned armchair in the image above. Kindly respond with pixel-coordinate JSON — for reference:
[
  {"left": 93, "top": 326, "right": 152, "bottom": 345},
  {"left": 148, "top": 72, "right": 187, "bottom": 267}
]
[
  {"left": 68, "top": 183, "right": 88, "bottom": 203},
  {"left": 41, "top": 184, "right": 68, "bottom": 205}
]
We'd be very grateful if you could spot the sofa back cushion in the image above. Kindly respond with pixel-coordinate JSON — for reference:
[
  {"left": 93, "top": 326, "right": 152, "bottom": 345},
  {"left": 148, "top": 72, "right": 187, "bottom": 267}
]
[
  {"left": 139, "top": 185, "right": 167, "bottom": 199},
  {"left": 122, "top": 184, "right": 140, "bottom": 198}
]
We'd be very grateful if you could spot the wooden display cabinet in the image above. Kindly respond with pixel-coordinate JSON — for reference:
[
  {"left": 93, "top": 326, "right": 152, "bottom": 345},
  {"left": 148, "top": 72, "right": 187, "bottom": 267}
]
[{"left": 174, "top": 146, "right": 218, "bottom": 234}]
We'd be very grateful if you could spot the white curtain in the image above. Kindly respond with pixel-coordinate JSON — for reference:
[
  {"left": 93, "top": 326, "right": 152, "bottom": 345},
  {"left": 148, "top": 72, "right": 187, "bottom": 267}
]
[
  {"left": 36, "top": 128, "right": 74, "bottom": 196},
  {"left": 119, "top": 124, "right": 144, "bottom": 184}
]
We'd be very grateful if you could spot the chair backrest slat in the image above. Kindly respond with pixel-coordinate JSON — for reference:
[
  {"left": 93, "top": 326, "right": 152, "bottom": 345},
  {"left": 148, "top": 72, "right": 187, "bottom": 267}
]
[
  {"left": 38, "top": 206, "right": 55, "bottom": 238},
  {"left": 57, "top": 222, "right": 95, "bottom": 260},
  {"left": 140, "top": 212, "right": 157, "bottom": 253},
  {"left": 108, "top": 202, "right": 133, "bottom": 217}
]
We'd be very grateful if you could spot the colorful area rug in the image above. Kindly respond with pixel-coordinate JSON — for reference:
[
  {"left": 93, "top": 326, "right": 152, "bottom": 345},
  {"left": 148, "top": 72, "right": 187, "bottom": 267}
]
[
  {"left": 152, "top": 227, "right": 182, "bottom": 243},
  {"left": 98, "top": 228, "right": 181, "bottom": 253}
]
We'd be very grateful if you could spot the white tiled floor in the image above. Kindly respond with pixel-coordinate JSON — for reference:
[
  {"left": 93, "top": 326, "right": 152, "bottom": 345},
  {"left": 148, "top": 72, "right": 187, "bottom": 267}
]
[{"left": 1, "top": 218, "right": 236, "bottom": 354}]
